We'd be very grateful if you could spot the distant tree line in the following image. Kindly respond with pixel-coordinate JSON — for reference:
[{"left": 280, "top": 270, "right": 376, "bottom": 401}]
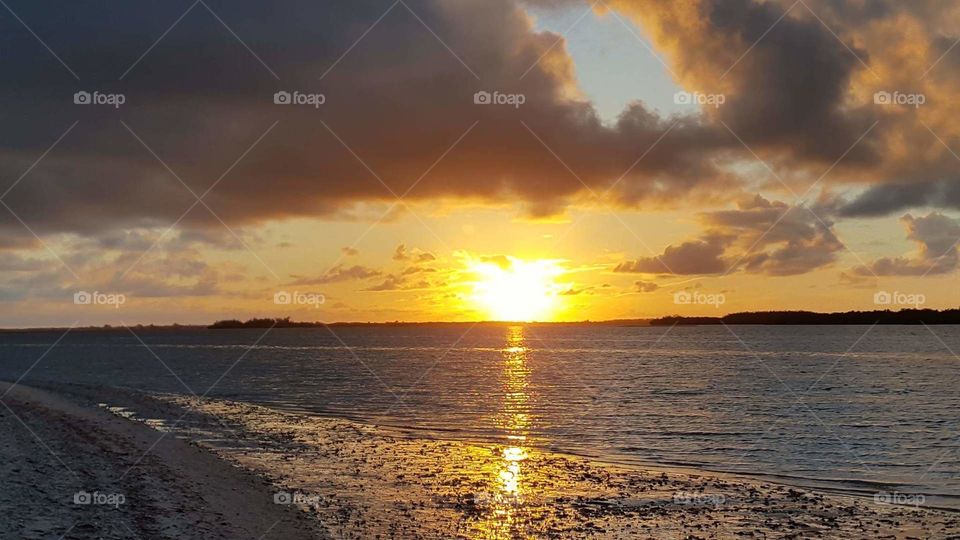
[
  {"left": 650, "top": 309, "right": 960, "bottom": 326},
  {"left": 208, "top": 317, "right": 324, "bottom": 329}
]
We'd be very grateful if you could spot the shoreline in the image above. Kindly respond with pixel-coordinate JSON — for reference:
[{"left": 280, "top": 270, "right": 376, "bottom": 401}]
[
  {"left": 0, "top": 381, "right": 321, "bottom": 539},
  {"left": 349, "top": 417, "right": 960, "bottom": 513},
  {"left": 79, "top": 384, "right": 953, "bottom": 509},
  {"left": 5, "top": 380, "right": 959, "bottom": 538}
]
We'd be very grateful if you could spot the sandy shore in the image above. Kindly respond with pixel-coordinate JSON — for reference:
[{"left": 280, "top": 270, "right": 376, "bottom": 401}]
[
  {"left": 3, "top": 381, "right": 959, "bottom": 539},
  {"left": 0, "top": 381, "right": 321, "bottom": 539}
]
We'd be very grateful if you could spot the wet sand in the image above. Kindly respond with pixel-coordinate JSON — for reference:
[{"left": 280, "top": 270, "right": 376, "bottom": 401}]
[
  {"left": 3, "top": 381, "right": 959, "bottom": 539},
  {"left": 0, "top": 382, "right": 321, "bottom": 539}
]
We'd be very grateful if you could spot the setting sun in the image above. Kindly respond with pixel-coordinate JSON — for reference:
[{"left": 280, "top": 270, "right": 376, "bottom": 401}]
[{"left": 468, "top": 257, "right": 566, "bottom": 322}]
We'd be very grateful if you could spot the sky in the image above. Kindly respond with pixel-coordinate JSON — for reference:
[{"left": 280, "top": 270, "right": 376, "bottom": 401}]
[{"left": 1, "top": 0, "right": 959, "bottom": 326}]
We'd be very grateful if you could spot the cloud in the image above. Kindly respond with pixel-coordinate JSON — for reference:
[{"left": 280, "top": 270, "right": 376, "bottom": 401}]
[
  {"left": 114, "top": 275, "right": 220, "bottom": 298},
  {"left": 0, "top": 0, "right": 721, "bottom": 244},
  {"left": 4, "top": 0, "right": 928, "bottom": 247},
  {"left": 601, "top": 0, "right": 960, "bottom": 219},
  {"left": 341, "top": 247, "right": 360, "bottom": 256},
  {"left": 290, "top": 264, "right": 381, "bottom": 285},
  {"left": 0, "top": 237, "right": 236, "bottom": 303},
  {"left": 839, "top": 179, "right": 960, "bottom": 217},
  {"left": 850, "top": 212, "right": 960, "bottom": 275},
  {"left": 0, "top": 254, "right": 49, "bottom": 272},
  {"left": 634, "top": 280, "right": 659, "bottom": 293},
  {"left": 615, "top": 237, "right": 727, "bottom": 275},
  {"left": 479, "top": 255, "right": 512, "bottom": 269},
  {"left": 560, "top": 286, "right": 595, "bottom": 295},
  {"left": 393, "top": 244, "right": 436, "bottom": 262},
  {"left": 615, "top": 195, "right": 845, "bottom": 276},
  {"left": 605, "top": 0, "right": 880, "bottom": 163},
  {"left": 3, "top": 0, "right": 960, "bottom": 312},
  {"left": 402, "top": 266, "right": 436, "bottom": 275},
  {"left": 709, "top": 196, "right": 845, "bottom": 276},
  {"left": 364, "top": 274, "right": 433, "bottom": 292}
]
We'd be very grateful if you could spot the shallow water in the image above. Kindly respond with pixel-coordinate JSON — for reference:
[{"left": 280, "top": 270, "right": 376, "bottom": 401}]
[{"left": 1, "top": 324, "right": 958, "bottom": 506}]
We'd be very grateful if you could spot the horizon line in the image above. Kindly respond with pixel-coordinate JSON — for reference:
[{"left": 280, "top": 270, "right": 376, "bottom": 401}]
[{"left": 4, "top": 306, "right": 960, "bottom": 331}]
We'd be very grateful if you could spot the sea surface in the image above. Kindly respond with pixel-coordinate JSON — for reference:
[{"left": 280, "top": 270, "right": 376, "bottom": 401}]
[{"left": 1, "top": 324, "right": 959, "bottom": 507}]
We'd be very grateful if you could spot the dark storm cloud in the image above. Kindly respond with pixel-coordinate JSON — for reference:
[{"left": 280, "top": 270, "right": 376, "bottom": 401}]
[
  {"left": 706, "top": 0, "right": 877, "bottom": 162},
  {"left": 0, "top": 0, "right": 734, "bottom": 243},
  {"left": 605, "top": 0, "right": 882, "bottom": 164},
  {"left": 839, "top": 179, "right": 960, "bottom": 217},
  {"left": 795, "top": 0, "right": 952, "bottom": 32},
  {"left": 0, "top": 0, "right": 958, "bottom": 251},
  {"left": 603, "top": 0, "right": 960, "bottom": 219}
]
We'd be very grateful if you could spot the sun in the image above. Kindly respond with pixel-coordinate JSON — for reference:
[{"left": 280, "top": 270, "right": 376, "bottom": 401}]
[{"left": 468, "top": 257, "right": 566, "bottom": 322}]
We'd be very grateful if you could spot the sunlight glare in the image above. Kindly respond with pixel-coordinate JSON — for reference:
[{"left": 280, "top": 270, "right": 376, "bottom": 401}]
[{"left": 469, "top": 257, "right": 565, "bottom": 322}]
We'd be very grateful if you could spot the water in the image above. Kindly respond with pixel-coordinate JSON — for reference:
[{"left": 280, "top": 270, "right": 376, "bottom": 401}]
[{"left": 1, "top": 324, "right": 959, "bottom": 506}]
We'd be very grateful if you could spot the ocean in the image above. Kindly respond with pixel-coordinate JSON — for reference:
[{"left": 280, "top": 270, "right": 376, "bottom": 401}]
[{"left": 1, "top": 323, "right": 958, "bottom": 508}]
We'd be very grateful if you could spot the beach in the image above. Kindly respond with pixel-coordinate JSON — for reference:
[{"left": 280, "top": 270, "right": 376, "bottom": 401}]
[
  {"left": 2, "top": 380, "right": 958, "bottom": 539},
  {"left": 0, "top": 382, "right": 320, "bottom": 539}
]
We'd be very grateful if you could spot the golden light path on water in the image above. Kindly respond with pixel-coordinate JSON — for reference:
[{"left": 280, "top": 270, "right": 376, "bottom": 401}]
[{"left": 476, "top": 325, "right": 534, "bottom": 538}]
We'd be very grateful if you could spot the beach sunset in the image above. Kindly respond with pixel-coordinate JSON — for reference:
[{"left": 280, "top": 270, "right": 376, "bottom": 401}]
[{"left": 2, "top": 0, "right": 960, "bottom": 538}]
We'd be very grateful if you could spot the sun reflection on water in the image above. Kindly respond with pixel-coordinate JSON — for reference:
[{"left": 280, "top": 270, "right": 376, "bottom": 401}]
[{"left": 475, "top": 325, "right": 535, "bottom": 538}]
